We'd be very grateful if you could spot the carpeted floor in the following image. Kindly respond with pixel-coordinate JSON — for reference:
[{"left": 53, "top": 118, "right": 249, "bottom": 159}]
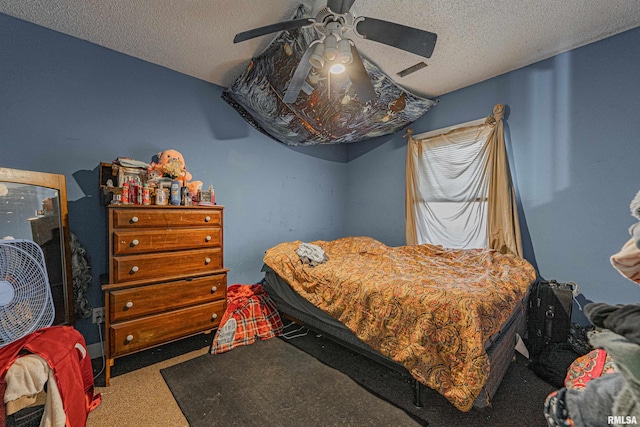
[
  {"left": 282, "top": 325, "right": 555, "bottom": 426},
  {"left": 88, "top": 333, "right": 214, "bottom": 427},
  {"left": 160, "top": 324, "right": 556, "bottom": 427}
]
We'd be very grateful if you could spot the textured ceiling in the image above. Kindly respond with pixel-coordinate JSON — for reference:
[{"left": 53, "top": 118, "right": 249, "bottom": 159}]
[{"left": 1, "top": 0, "right": 639, "bottom": 98}]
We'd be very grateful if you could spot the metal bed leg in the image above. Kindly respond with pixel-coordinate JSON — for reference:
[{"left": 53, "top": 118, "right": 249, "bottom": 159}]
[{"left": 412, "top": 378, "right": 423, "bottom": 408}]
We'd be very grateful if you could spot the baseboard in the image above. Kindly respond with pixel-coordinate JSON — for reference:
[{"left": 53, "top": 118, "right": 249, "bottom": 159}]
[{"left": 88, "top": 341, "right": 105, "bottom": 360}]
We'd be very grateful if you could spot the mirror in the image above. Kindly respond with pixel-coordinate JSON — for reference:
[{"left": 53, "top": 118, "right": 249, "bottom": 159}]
[{"left": 0, "top": 167, "right": 75, "bottom": 325}]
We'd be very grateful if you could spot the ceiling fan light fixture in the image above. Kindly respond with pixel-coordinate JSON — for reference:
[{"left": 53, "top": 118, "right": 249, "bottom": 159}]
[
  {"left": 337, "top": 38, "right": 353, "bottom": 64},
  {"left": 323, "top": 34, "right": 338, "bottom": 61},
  {"left": 330, "top": 63, "right": 346, "bottom": 74},
  {"left": 309, "top": 43, "right": 325, "bottom": 69}
]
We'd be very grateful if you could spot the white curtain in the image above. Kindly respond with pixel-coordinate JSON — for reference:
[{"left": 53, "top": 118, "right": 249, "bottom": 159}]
[{"left": 405, "top": 104, "right": 522, "bottom": 256}]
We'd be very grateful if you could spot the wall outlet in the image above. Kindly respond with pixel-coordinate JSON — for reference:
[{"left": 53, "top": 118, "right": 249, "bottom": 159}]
[{"left": 92, "top": 307, "right": 105, "bottom": 324}]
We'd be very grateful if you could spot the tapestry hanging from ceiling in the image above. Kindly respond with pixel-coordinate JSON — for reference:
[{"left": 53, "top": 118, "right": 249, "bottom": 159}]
[{"left": 222, "top": 6, "right": 437, "bottom": 146}]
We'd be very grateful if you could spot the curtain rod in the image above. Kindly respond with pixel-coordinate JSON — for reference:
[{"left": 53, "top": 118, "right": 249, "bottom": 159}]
[{"left": 410, "top": 117, "right": 486, "bottom": 140}]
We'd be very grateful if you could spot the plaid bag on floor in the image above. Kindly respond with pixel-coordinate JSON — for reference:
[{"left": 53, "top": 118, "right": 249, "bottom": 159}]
[{"left": 210, "top": 283, "right": 283, "bottom": 354}]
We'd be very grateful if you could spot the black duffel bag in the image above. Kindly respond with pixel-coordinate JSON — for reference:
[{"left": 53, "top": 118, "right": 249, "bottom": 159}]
[{"left": 526, "top": 279, "right": 576, "bottom": 361}]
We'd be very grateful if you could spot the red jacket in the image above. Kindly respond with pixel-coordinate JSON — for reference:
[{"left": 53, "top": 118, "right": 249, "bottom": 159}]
[{"left": 0, "top": 326, "right": 101, "bottom": 427}]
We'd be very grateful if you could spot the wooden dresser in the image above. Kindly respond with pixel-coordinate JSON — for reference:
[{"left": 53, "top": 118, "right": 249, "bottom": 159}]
[{"left": 102, "top": 205, "right": 227, "bottom": 385}]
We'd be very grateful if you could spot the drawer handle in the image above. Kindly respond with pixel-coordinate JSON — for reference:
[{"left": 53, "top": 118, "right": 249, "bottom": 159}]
[
  {"left": 131, "top": 266, "right": 139, "bottom": 273},
  {"left": 126, "top": 334, "right": 134, "bottom": 342},
  {"left": 131, "top": 239, "right": 140, "bottom": 247},
  {"left": 130, "top": 216, "right": 139, "bottom": 224},
  {"left": 125, "top": 301, "right": 134, "bottom": 309},
  {"left": 211, "top": 286, "right": 217, "bottom": 293},
  {"left": 211, "top": 313, "right": 218, "bottom": 320},
  {"left": 204, "top": 216, "right": 211, "bottom": 222},
  {"left": 205, "top": 235, "right": 212, "bottom": 242},
  {"left": 205, "top": 257, "right": 211, "bottom": 264}
]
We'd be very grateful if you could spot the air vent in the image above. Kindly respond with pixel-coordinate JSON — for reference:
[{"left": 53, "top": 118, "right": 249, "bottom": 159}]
[{"left": 397, "top": 62, "right": 428, "bottom": 78}]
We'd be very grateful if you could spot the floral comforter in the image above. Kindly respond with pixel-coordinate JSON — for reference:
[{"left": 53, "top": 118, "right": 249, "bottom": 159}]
[{"left": 263, "top": 236, "right": 536, "bottom": 411}]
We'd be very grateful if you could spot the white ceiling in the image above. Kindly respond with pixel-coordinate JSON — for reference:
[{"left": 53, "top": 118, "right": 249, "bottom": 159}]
[{"left": 1, "top": 0, "right": 639, "bottom": 98}]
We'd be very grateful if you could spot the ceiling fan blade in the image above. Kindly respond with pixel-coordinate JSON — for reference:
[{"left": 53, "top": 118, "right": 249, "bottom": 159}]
[
  {"left": 283, "top": 43, "right": 317, "bottom": 104},
  {"left": 234, "top": 18, "right": 314, "bottom": 43},
  {"left": 327, "top": 0, "right": 356, "bottom": 14},
  {"left": 347, "top": 46, "right": 376, "bottom": 103},
  {"left": 355, "top": 17, "right": 437, "bottom": 58}
]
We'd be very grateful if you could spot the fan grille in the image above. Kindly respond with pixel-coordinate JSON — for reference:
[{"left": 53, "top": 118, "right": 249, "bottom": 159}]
[{"left": 0, "top": 240, "right": 54, "bottom": 347}]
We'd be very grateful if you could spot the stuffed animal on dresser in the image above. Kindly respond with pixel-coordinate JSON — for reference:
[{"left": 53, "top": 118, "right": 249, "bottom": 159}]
[{"left": 148, "top": 149, "right": 203, "bottom": 195}]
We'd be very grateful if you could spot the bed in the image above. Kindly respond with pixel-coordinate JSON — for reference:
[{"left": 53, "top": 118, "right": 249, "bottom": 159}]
[{"left": 262, "top": 236, "right": 537, "bottom": 412}]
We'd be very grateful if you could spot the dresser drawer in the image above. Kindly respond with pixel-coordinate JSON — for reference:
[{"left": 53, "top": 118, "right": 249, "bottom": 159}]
[
  {"left": 111, "top": 208, "right": 222, "bottom": 229},
  {"left": 112, "top": 248, "right": 223, "bottom": 283},
  {"left": 112, "top": 228, "right": 221, "bottom": 254},
  {"left": 109, "top": 274, "right": 227, "bottom": 321},
  {"left": 109, "top": 300, "right": 226, "bottom": 356}
]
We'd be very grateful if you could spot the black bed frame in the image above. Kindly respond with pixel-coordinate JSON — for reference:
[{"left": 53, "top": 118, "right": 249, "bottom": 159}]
[{"left": 262, "top": 270, "right": 529, "bottom": 410}]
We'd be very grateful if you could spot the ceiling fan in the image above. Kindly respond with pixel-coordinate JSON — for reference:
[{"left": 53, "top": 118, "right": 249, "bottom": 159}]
[{"left": 233, "top": 0, "right": 437, "bottom": 104}]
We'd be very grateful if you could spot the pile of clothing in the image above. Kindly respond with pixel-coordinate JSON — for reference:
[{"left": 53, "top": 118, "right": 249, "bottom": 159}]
[
  {"left": 296, "top": 242, "right": 329, "bottom": 267},
  {"left": 0, "top": 326, "right": 101, "bottom": 427},
  {"left": 544, "top": 192, "right": 640, "bottom": 426},
  {"left": 544, "top": 305, "right": 640, "bottom": 426}
]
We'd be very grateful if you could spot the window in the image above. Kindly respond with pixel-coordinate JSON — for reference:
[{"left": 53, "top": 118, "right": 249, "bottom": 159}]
[{"left": 405, "top": 104, "right": 522, "bottom": 256}]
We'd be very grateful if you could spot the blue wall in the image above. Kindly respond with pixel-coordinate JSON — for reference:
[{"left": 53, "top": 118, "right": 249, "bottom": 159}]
[
  {"left": 0, "top": 13, "right": 349, "bottom": 344},
  {"left": 346, "top": 27, "right": 640, "bottom": 306}
]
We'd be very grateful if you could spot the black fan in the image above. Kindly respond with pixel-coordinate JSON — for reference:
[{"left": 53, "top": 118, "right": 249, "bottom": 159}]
[{"left": 233, "top": 0, "right": 437, "bottom": 104}]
